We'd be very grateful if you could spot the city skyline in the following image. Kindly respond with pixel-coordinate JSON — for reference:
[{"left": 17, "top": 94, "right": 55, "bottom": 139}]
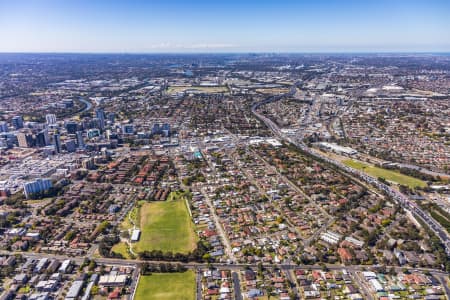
[{"left": 1, "top": 0, "right": 449, "bottom": 53}]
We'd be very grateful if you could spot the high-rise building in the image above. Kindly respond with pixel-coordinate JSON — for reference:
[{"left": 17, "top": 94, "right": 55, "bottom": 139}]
[
  {"left": 23, "top": 178, "right": 52, "bottom": 198},
  {"left": 65, "top": 121, "right": 78, "bottom": 134},
  {"left": 152, "top": 123, "right": 161, "bottom": 135},
  {"left": 45, "top": 114, "right": 57, "bottom": 125},
  {"left": 82, "top": 157, "right": 96, "bottom": 170},
  {"left": 53, "top": 133, "right": 61, "bottom": 153},
  {"left": 64, "top": 139, "right": 77, "bottom": 152},
  {"left": 95, "top": 108, "right": 105, "bottom": 130},
  {"left": 151, "top": 123, "right": 170, "bottom": 137},
  {"left": 35, "top": 130, "right": 50, "bottom": 147},
  {"left": 11, "top": 116, "right": 24, "bottom": 129},
  {"left": 62, "top": 99, "right": 74, "bottom": 108},
  {"left": 43, "top": 129, "right": 50, "bottom": 145},
  {"left": 162, "top": 123, "right": 170, "bottom": 137},
  {"left": 0, "top": 121, "right": 8, "bottom": 133},
  {"left": 122, "top": 124, "right": 134, "bottom": 134},
  {"left": 76, "top": 131, "right": 84, "bottom": 148},
  {"left": 17, "top": 132, "right": 34, "bottom": 148},
  {"left": 82, "top": 118, "right": 97, "bottom": 130},
  {"left": 107, "top": 112, "right": 115, "bottom": 123},
  {"left": 87, "top": 128, "right": 100, "bottom": 139}
]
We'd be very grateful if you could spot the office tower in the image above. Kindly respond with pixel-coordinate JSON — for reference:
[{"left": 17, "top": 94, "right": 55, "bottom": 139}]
[
  {"left": 11, "top": 116, "right": 24, "bottom": 129},
  {"left": 43, "top": 129, "right": 50, "bottom": 145},
  {"left": 87, "top": 128, "right": 100, "bottom": 139},
  {"left": 152, "top": 123, "right": 161, "bottom": 135},
  {"left": 107, "top": 112, "right": 115, "bottom": 123},
  {"left": 53, "top": 133, "right": 61, "bottom": 153},
  {"left": 0, "top": 121, "right": 8, "bottom": 133},
  {"left": 82, "top": 157, "right": 96, "bottom": 170},
  {"left": 62, "top": 99, "right": 74, "bottom": 108},
  {"left": 64, "top": 140, "right": 77, "bottom": 152},
  {"left": 76, "top": 131, "right": 84, "bottom": 148},
  {"left": 95, "top": 108, "right": 105, "bottom": 130},
  {"left": 17, "top": 132, "right": 34, "bottom": 148},
  {"left": 162, "top": 123, "right": 170, "bottom": 137},
  {"left": 35, "top": 130, "right": 50, "bottom": 147},
  {"left": 65, "top": 121, "right": 78, "bottom": 134},
  {"left": 122, "top": 124, "right": 134, "bottom": 134}
]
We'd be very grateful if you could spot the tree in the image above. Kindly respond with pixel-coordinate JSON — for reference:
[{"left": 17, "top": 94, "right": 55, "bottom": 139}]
[
  {"left": 90, "top": 285, "right": 99, "bottom": 295},
  {"left": 88, "top": 260, "right": 97, "bottom": 271},
  {"left": 266, "top": 286, "right": 274, "bottom": 300}
]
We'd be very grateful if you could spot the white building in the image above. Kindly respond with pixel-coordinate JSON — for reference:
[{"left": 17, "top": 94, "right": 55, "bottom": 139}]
[
  {"left": 23, "top": 178, "right": 52, "bottom": 198},
  {"left": 345, "top": 236, "right": 364, "bottom": 248},
  {"left": 45, "top": 114, "right": 57, "bottom": 125},
  {"left": 131, "top": 229, "right": 141, "bottom": 242},
  {"left": 319, "top": 142, "right": 358, "bottom": 155},
  {"left": 369, "top": 279, "right": 384, "bottom": 292},
  {"left": 320, "top": 231, "right": 342, "bottom": 245}
]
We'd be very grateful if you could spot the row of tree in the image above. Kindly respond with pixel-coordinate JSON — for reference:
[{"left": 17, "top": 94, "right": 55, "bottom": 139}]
[
  {"left": 138, "top": 241, "right": 213, "bottom": 262},
  {"left": 140, "top": 262, "right": 187, "bottom": 274}
]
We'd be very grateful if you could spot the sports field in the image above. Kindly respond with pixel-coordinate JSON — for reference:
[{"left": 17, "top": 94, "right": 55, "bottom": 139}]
[
  {"left": 135, "top": 192, "right": 197, "bottom": 253},
  {"left": 343, "top": 159, "right": 427, "bottom": 189},
  {"left": 135, "top": 271, "right": 195, "bottom": 300}
]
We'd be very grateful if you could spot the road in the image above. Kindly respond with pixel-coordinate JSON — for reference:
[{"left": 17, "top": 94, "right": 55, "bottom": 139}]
[
  {"left": 232, "top": 271, "right": 243, "bottom": 300},
  {"left": 78, "top": 97, "right": 92, "bottom": 112},
  {"left": 198, "top": 149, "right": 236, "bottom": 263},
  {"left": 1, "top": 247, "right": 448, "bottom": 300},
  {"left": 196, "top": 269, "right": 202, "bottom": 300},
  {"left": 433, "top": 272, "right": 450, "bottom": 299},
  {"left": 282, "top": 263, "right": 299, "bottom": 299},
  {"left": 200, "top": 184, "right": 236, "bottom": 262},
  {"left": 351, "top": 270, "right": 375, "bottom": 300},
  {"left": 2, "top": 249, "right": 447, "bottom": 275}
]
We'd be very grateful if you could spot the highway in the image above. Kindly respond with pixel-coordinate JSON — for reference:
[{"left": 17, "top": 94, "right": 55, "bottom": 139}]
[
  {"left": 78, "top": 97, "right": 92, "bottom": 112},
  {"left": 251, "top": 88, "right": 450, "bottom": 257}
]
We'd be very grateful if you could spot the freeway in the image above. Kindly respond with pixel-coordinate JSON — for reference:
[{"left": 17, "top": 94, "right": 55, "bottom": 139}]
[
  {"left": 78, "top": 97, "right": 92, "bottom": 112},
  {"left": 251, "top": 88, "right": 450, "bottom": 257}
]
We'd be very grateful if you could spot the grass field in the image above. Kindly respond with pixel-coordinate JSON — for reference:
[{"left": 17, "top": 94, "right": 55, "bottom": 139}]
[
  {"left": 255, "top": 87, "right": 290, "bottom": 94},
  {"left": 111, "top": 203, "right": 142, "bottom": 259},
  {"left": 343, "top": 159, "right": 427, "bottom": 189},
  {"left": 111, "top": 242, "right": 131, "bottom": 259},
  {"left": 135, "top": 192, "right": 197, "bottom": 253},
  {"left": 135, "top": 271, "right": 195, "bottom": 300}
]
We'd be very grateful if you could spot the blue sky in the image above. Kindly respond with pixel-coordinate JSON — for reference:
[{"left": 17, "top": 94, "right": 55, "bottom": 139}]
[{"left": 0, "top": 0, "right": 449, "bottom": 52}]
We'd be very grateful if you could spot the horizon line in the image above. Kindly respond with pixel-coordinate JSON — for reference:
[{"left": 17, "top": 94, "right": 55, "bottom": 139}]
[{"left": 1, "top": 51, "right": 450, "bottom": 55}]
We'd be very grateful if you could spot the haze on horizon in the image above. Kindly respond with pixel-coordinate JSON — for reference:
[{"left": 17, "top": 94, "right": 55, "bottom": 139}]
[{"left": 0, "top": 0, "right": 449, "bottom": 53}]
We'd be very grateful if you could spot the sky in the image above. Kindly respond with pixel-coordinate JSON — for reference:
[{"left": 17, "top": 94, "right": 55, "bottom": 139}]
[{"left": 0, "top": 0, "right": 449, "bottom": 53}]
